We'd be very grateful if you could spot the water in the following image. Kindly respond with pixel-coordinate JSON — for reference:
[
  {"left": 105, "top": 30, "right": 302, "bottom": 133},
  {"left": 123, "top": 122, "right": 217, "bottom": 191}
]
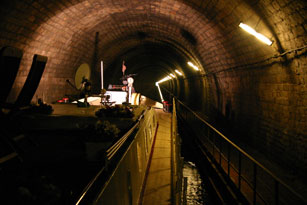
[
  {"left": 182, "top": 161, "right": 212, "bottom": 205},
  {"left": 178, "top": 119, "right": 213, "bottom": 204}
]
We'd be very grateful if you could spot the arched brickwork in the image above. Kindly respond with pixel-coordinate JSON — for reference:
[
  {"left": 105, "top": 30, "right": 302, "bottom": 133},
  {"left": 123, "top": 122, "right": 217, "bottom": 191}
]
[{"left": 0, "top": 0, "right": 306, "bottom": 178}]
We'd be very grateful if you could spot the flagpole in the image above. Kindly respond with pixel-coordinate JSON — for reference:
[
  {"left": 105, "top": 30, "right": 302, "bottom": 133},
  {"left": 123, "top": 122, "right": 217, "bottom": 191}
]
[{"left": 101, "top": 61, "right": 103, "bottom": 90}]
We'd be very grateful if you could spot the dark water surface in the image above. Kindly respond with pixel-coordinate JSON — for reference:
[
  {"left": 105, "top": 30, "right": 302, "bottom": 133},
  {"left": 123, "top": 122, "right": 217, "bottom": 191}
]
[
  {"left": 178, "top": 118, "right": 213, "bottom": 205},
  {"left": 182, "top": 160, "right": 212, "bottom": 205}
]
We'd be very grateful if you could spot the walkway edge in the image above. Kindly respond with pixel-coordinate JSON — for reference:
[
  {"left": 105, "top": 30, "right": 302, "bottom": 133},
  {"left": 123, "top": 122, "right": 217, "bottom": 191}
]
[{"left": 138, "top": 122, "right": 160, "bottom": 205}]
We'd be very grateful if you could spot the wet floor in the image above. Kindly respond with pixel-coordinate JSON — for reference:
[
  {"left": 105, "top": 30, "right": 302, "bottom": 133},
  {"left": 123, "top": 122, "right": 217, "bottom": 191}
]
[{"left": 182, "top": 160, "right": 212, "bottom": 205}]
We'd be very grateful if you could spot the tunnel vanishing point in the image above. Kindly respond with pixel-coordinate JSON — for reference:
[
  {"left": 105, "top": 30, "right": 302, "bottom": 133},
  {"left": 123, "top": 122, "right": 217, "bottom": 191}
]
[{"left": 0, "top": 0, "right": 306, "bottom": 196}]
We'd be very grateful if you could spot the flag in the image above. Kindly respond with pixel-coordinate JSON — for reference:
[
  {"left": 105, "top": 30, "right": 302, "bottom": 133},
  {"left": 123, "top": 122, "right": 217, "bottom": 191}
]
[{"left": 122, "top": 61, "right": 126, "bottom": 74}]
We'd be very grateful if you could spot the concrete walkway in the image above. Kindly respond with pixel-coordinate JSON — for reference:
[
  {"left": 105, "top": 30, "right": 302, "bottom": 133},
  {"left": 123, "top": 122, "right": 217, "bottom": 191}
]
[{"left": 141, "top": 108, "right": 172, "bottom": 205}]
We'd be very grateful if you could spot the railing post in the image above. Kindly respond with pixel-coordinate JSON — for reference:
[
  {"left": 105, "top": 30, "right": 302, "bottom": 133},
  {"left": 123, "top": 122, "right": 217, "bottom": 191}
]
[{"left": 253, "top": 163, "right": 257, "bottom": 205}]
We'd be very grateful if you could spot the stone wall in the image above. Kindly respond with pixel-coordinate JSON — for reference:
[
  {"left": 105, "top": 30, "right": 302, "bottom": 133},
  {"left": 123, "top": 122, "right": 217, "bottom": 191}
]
[
  {"left": 0, "top": 0, "right": 306, "bottom": 178},
  {"left": 195, "top": 0, "right": 307, "bottom": 177}
]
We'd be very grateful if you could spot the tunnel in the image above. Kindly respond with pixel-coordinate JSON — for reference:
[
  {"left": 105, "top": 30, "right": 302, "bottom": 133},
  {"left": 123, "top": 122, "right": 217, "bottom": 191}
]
[{"left": 0, "top": 0, "right": 306, "bottom": 204}]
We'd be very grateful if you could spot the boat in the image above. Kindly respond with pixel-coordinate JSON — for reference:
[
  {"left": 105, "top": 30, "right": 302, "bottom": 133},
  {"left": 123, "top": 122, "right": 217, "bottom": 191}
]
[{"left": 0, "top": 60, "right": 160, "bottom": 204}]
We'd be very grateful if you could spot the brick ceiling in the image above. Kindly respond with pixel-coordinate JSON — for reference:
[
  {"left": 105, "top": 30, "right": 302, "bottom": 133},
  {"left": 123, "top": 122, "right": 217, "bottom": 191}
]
[{"left": 0, "top": 0, "right": 305, "bottom": 100}]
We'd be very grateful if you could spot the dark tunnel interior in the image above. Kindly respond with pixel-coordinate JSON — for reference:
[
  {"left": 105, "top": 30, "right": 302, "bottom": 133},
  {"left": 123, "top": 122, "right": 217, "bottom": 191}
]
[{"left": 0, "top": 0, "right": 306, "bottom": 203}]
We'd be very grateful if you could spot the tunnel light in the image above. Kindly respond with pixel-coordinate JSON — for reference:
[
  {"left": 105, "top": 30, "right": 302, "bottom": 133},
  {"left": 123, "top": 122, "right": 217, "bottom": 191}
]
[
  {"left": 155, "top": 82, "right": 164, "bottom": 102},
  {"left": 155, "top": 74, "right": 174, "bottom": 102},
  {"left": 175, "top": 69, "right": 183, "bottom": 76},
  {"left": 187, "top": 62, "right": 199, "bottom": 71},
  {"left": 157, "top": 74, "right": 177, "bottom": 85},
  {"left": 169, "top": 73, "right": 176, "bottom": 78},
  {"left": 239, "top": 23, "right": 272, "bottom": 46},
  {"left": 157, "top": 77, "right": 170, "bottom": 84},
  {"left": 157, "top": 78, "right": 166, "bottom": 83},
  {"left": 170, "top": 73, "right": 176, "bottom": 78}
]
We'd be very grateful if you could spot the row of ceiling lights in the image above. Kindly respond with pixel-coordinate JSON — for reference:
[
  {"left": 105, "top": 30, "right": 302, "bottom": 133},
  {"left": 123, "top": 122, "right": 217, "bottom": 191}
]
[
  {"left": 155, "top": 62, "right": 198, "bottom": 86},
  {"left": 155, "top": 22, "right": 272, "bottom": 87},
  {"left": 155, "top": 62, "right": 199, "bottom": 102},
  {"left": 155, "top": 23, "right": 272, "bottom": 102}
]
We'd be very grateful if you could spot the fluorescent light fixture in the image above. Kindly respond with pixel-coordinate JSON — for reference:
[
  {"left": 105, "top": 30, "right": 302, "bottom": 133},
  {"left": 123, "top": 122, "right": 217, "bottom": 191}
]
[
  {"left": 187, "top": 62, "right": 199, "bottom": 71},
  {"left": 239, "top": 23, "right": 272, "bottom": 46},
  {"left": 157, "top": 74, "right": 176, "bottom": 84},
  {"left": 170, "top": 73, "right": 176, "bottom": 78},
  {"left": 175, "top": 69, "right": 183, "bottom": 76},
  {"left": 155, "top": 83, "right": 164, "bottom": 102},
  {"left": 157, "top": 77, "right": 169, "bottom": 84}
]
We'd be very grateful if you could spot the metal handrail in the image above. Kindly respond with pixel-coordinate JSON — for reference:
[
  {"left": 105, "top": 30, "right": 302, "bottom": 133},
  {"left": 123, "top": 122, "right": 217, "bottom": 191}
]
[
  {"left": 106, "top": 110, "right": 146, "bottom": 160},
  {"left": 176, "top": 99, "right": 306, "bottom": 204},
  {"left": 76, "top": 167, "right": 106, "bottom": 205},
  {"left": 76, "top": 109, "right": 146, "bottom": 204},
  {"left": 161, "top": 87, "right": 306, "bottom": 204},
  {"left": 170, "top": 97, "right": 184, "bottom": 205},
  {"left": 106, "top": 122, "right": 139, "bottom": 160}
]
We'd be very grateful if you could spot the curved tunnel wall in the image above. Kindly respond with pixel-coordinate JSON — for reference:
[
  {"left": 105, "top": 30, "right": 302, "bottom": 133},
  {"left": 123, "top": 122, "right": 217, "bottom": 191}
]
[{"left": 0, "top": 0, "right": 306, "bottom": 177}]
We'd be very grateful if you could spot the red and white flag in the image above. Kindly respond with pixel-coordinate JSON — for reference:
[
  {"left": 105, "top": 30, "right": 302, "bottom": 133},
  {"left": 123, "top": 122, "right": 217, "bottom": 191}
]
[{"left": 122, "top": 61, "right": 126, "bottom": 74}]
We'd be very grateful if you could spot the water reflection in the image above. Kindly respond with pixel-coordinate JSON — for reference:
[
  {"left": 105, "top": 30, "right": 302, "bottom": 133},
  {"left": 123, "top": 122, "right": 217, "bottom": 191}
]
[{"left": 183, "top": 161, "right": 211, "bottom": 205}]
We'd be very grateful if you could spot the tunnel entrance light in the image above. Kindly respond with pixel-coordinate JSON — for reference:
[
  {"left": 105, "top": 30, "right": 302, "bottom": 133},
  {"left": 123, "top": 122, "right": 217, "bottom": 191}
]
[
  {"left": 187, "top": 62, "right": 199, "bottom": 71},
  {"left": 239, "top": 23, "right": 272, "bottom": 46},
  {"left": 175, "top": 69, "right": 183, "bottom": 76}
]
